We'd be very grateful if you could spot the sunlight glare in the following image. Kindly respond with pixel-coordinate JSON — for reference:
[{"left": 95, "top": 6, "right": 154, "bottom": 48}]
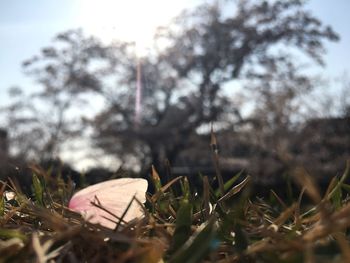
[
  {"left": 77, "top": 0, "right": 196, "bottom": 129},
  {"left": 78, "top": 0, "right": 187, "bottom": 56}
]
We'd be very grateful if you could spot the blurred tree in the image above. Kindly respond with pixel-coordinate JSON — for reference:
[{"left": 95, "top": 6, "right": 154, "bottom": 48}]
[
  {"left": 1, "top": 30, "right": 111, "bottom": 160},
  {"left": 243, "top": 56, "right": 313, "bottom": 155},
  {"left": 1, "top": 86, "right": 44, "bottom": 159},
  {"left": 90, "top": 0, "right": 338, "bottom": 173},
  {"left": 235, "top": 56, "right": 315, "bottom": 178},
  {"left": 1, "top": 0, "right": 339, "bottom": 174}
]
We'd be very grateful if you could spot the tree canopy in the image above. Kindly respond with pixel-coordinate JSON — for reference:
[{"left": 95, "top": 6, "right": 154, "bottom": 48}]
[{"left": 1, "top": 0, "right": 339, "bottom": 174}]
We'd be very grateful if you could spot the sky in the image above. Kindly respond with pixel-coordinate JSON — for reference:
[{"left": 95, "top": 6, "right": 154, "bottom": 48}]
[
  {"left": 0, "top": 0, "right": 201, "bottom": 103},
  {"left": 0, "top": 0, "right": 349, "bottom": 103},
  {"left": 0, "top": 0, "right": 349, "bottom": 169}
]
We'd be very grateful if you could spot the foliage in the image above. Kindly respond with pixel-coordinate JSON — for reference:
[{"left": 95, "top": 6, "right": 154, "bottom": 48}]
[{"left": 0, "top": 0, "right": 339, "bottom": 172}]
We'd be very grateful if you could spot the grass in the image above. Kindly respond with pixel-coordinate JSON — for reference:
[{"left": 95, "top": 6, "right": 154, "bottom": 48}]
[{"left": 1, "top": 147, "right": 350, "bottom": 262}]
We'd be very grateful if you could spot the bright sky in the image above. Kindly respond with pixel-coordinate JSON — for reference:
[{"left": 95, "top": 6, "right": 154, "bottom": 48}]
[
  {"left": 0, "top": 0, "right": 202, "bottom": 102},
  {"left": 0, "top": 0, "right": 349, "bottom": 169},
  {"left": 0, "top": 0, "right": 349, "bottom": 102}
]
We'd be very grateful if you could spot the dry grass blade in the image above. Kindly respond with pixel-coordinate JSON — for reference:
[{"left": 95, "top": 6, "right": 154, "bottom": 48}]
[
  {"left": 325, "top": 160, "right": 350, "bottom": 201},
  {"left": 151, "top": 176, "right": 183, "bottom": 203},
  {"left": 89, "top": 198, "right": 128, "bottom": 228},
  {"left": 333, "top": 232, "right": 350, "bottom": 262},
  {"left": 294, "top": 188, "right": 305, "bottom": 230},
  {"left": 218, "top": 175, "right": 251, "bottom": 203},
  {"left": 210, "top": 125, "right": 225, "bottom": 197},
  {"left": 302, "top": 202, "right": 350, "bottom": 242},
  {"left": 0, "top": 181, "right": 6, "bottom": 196},
  {"left": 2, "top": 158, "right": 350, "bottom": 262},
  {"left": 202, "top": 176, "right": 210, "bottom": 220},
  {"left": 0, "top": 237, "right": 25, "bottom": 261},
  {"left": 270, "top": 189, "right": 287, "bottom": 209},
  {"left": 293, "top": 167, "right": 322, "bottom": 204},
  {"left": 24, "top": 204, "right": 70, "bottom": 231},
  {"left": 151, "top": 165, "right": 162, "bottom": 191},
  {"left": 304, "top": 243, "right": 316, "bottom": 263},
  {"left": 32, "top": 232, "right": 54, "bottom": 263},
  {"left": 272, "top": 203, "right": 296, "bottom": 227}
]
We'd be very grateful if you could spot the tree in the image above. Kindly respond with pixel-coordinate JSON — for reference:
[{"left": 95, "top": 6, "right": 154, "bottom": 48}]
[
  {"left": 2, "top": 0, "right": 339, "bottom": 175},
  {"left": 243, "top": 56, "right": 314, "bottom": 152},
  {"left": 233, "top": 56, "right": 315, "bottom": 178},
  {"left": 90, "top": 0, "right": 338, "bottom": 174},
  {"left": 1, "top": 30, "right": 111, "bottom": 161}
]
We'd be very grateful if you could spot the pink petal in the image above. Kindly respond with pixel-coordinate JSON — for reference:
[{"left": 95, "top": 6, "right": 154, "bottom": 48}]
[{"left": 69, "top": 178, "right": 148, "bottom": 229}]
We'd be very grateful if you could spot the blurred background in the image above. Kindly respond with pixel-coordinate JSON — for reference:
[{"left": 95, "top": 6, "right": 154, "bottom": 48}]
[{"left": 0, "top": 0, "right": 349, "bottom": 191}]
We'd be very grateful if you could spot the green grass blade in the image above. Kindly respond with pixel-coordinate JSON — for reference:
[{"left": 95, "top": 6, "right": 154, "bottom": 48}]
[
  {"left": 218, "top": 175, "right": 251, "bottom": 203},
  {"left": 169, "top": 219, "right": 217, "bottom": 263},
  {"left": 326, "top": 160, "right": 350, "bottom": 201},
  {"left": 170, "top": 200, "right": 193, "bottom": 253},
  {"left": 0, "top": 195, "right": 4, "bottom": 216},
  {"left": 0, "top": 229, "right": 27, "bottom": 241},
  {"left": 332, "top": 185, "right": 342, "bottom": 210},
  {"left": 151, "top": 165, "right": 162, "bottom": 192},
  {"left": 215, "top": 170, "right": 244, "bottom": 198},
  {"left": 210, "top": 126, "right": 225, "bottom": 197},
  {"left": 32, "top": 173, "right": 44, "bottom": 207}
]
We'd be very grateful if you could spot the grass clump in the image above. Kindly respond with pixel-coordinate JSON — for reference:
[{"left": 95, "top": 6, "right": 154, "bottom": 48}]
[{"left": 1, "top": 158, "right": 350, "bottom": 262}]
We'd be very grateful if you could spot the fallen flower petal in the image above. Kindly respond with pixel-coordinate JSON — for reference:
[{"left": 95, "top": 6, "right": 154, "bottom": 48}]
[{"left": 68, "top": 178, "right": 148, "bottom": 229}]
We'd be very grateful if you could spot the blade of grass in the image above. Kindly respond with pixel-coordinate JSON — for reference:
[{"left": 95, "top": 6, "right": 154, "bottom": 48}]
[
  {"left": 210, "top": 125, "right": 225, "bottom": 198},
  {"left": 0, "top": 182, "right": 5, "bottom": 216},
  {"left": 169, "top": 219, "right": 217, "bottom": 263},
  {"left": 270, "top": 189, "right": 288, "bottom": 209},
  {"left": 214, "top": 170, "right": 244, "bottom": 198},
  {"left": 0, "top": 229, "right": 27, "bottom": 241},
  {"left": 326, "top": 160, "right": 350, "bottom": 201},
  {"left": 202, "top": 176, "right": 210, "bottom": 220},
  {"left": 151, "top": 176, "right": 182, "bottom": 203},
  {"left": 334, "top": 232, "right": 350, "bottom": 262},
  {"left": 32, "top": 173, "right": 44, "bottom": 207},
  {"left": 293, "top": 167, "right": 322, "bottom": 204},
  {"left": 151, "top": 165, "right": 162, "bottom": 192},
  {"left": 218, "top": 175, "right": 251, "bottom": 203},
  {"left": 170, "top": 198, "right": 193, "bottom": 253}
]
